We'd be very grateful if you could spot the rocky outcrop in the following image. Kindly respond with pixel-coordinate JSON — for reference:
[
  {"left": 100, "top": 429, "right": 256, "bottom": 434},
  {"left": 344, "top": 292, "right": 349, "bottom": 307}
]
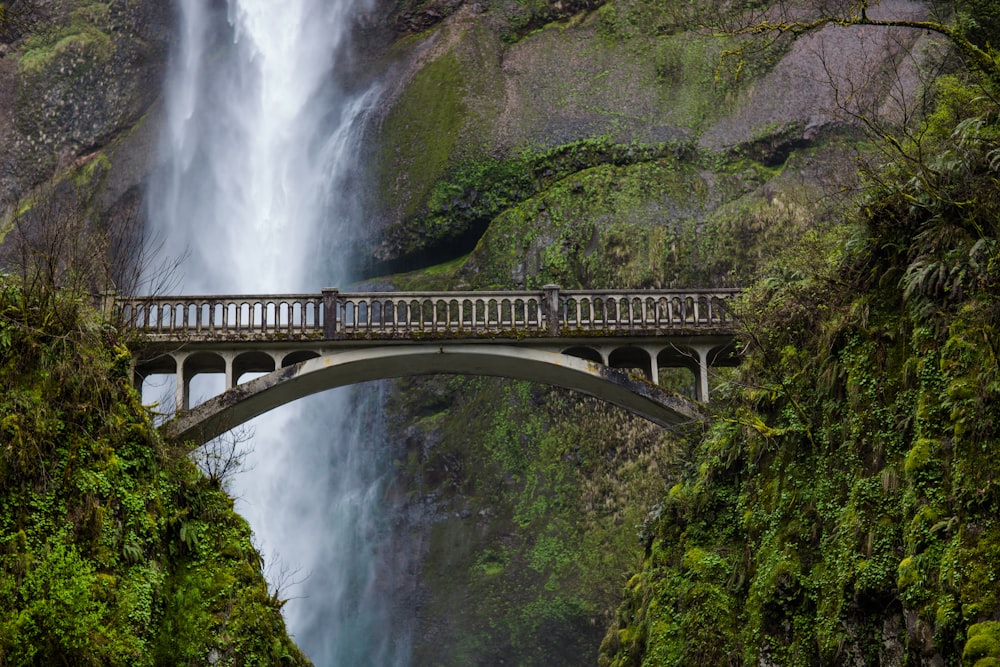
[
  {"left": 364, "top": 0, "right": 938, "bottom": 275},
  {"left": 368, "top": 1, "right": 950, "bottom": 664},
  {"left": 0, "top": 0, "right": 172, "bottom": 210}
]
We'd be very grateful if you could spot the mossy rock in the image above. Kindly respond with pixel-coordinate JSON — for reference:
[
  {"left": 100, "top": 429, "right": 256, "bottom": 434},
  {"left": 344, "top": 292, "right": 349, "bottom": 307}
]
[{"left": 965, "top": 621, "right": 1000, "bottom": 666}]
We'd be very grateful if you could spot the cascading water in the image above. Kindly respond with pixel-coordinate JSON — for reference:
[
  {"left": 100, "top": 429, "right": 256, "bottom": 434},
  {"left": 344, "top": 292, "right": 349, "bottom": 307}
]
[{"left": 146, "top": 0, "right": 409, "bottom": 664}]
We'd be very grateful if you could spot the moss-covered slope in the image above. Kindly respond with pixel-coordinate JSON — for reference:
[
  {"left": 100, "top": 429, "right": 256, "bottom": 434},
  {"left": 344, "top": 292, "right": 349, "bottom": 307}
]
[
  {"left": 599, "top": 63, "right": 1000, "bottom": 667},
  {"left": 0, "top": 279, "right": 309, "bottom": 666}
]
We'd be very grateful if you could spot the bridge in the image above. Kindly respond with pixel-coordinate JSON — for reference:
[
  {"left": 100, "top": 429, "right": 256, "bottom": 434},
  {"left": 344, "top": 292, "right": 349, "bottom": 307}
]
[{"left": 116, "top": 286, "right": 741, "bottom": 445}]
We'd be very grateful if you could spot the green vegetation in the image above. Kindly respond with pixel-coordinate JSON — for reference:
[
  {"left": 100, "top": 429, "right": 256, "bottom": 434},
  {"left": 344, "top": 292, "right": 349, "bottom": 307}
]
[
  {"left": 389, "top": 375, "right": 698, "bottom": 666},
  {"left": 0, "top": 277, "right": 308, "bottom": 666},
  {"left": 384, "top": 131, "right": 851, "bottom": 291},
  {"left": 17, "top": 2, "right": 111, "bottom": 74},
  {"left": 598, "top": 47, "right": 1000, "bottom": 666},
  {"left": 382, "top": 137, "right": 696, "bottom": 268}
]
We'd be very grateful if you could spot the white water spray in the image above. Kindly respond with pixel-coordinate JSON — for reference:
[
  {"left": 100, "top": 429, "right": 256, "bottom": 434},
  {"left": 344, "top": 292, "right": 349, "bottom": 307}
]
[{"left": 147, "top": 1, "right": 407, "bottom": 664}]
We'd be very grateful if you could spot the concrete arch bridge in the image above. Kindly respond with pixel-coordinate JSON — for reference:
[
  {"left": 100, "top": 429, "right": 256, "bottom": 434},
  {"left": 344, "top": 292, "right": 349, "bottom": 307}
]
[{"left": 117, "top": 286, "right": 741, "bottom": 446}]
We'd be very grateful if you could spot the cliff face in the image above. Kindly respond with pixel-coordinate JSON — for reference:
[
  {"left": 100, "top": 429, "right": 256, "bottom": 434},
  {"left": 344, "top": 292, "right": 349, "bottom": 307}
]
[
  {"left": 367, "top": 2, "right": 964, "bottom": 665},
  {"left": 364, "top": 0, "right": 933, "bottom": 280},
  {"left": 0, "top": 0, "right": 170, "bottom": 213},
  {"left": 5, "top": 0, "right": 996, "bottom": 665}
]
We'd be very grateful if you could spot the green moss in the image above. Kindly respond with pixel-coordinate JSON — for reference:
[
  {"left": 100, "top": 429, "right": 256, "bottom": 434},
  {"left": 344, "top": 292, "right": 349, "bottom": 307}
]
[
  {"left": 462, "top": 152, "right": 760, "bottom": 288},
  {"left": 379, "top": 48, "right": 467, "bottom": 219},
  {"left": 0, "top": 278, "right": 309, "bottom": 665},
  {"left": 904, "top": 438, "right": 935, "bottom": 476},
  {"left": 17, "top": 3, "right": 112, "bottom": 75},
  {"left": 965, "top": 621, "right": 1000, "bottom": 666},
  {"left": 648, "top": 32, "right": 743, "bottom": 129},
  {"left": 72, "top": 152, "right": 112, "bottom": 187}
]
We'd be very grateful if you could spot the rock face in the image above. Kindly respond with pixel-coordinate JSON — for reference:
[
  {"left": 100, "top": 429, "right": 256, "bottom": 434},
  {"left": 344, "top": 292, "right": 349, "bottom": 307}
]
[
  {"left": 0, "top": 0, "right": 171, "bottom": 210},
  {"left": 364, "top": 2, "right": 949, "bottom": 665},
  {"left": 363, "top": 0, "right": 936, "bottom": 278}
]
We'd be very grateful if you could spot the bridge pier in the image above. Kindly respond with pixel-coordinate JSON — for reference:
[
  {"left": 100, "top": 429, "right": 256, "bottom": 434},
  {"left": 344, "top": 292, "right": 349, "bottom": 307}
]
[
  {"left": 693, "top": 345, "right": 711, "bottom": 403},
  {"left": 636, "top": 345, "right": 659, "bottom": 386}
]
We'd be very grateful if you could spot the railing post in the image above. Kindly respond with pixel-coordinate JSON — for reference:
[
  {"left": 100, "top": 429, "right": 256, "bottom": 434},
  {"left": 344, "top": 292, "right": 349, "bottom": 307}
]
[
  {"left": 543, "top": 284, "right": 560, "bottom": 336},
  {"left": 322, "top": 288, "right": 339, "bottom": 339}
]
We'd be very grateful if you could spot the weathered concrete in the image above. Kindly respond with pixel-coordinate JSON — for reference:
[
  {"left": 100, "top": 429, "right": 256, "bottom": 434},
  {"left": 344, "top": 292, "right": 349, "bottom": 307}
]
[
  {"left": 120, "top": 287, "right": 740, "bottom": 444},
  {"left": 162, "top": 345, "right": 706, "bottom": 446}
]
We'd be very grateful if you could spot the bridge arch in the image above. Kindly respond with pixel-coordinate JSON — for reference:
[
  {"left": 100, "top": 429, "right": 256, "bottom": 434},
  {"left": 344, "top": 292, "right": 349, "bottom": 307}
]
[
  {"left": 608, "top": 346, "right": 654, "bottom": 379},
  {"left": 162, "top": 345, "right": 704, "bottom": 447},
  {"left": 282, "top": 350, "right": 320, "bottom": 367},
  {"left": 233, "top": 350, "right": 276, "bottom": 381}
]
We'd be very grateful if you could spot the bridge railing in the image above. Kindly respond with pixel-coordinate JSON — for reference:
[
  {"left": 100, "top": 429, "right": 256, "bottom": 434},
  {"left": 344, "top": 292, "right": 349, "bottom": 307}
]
[
  {"left": 559, "top": 290, "right": 737, "bottom": 331},
  {"left": 115, "top": 287, "right": 739, "bottom": 340},
  {"left": 116, "top": 294, "right": 324, "bottom": 338},
  {"left": 333, "top": 290, "right": 546, "bottom": 335}
]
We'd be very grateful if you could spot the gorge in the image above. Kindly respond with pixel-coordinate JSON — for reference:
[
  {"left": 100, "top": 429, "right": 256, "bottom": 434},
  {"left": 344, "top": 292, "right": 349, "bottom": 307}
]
[{"left": 1, "top": 0, "right": 1000, "bottom": 665}]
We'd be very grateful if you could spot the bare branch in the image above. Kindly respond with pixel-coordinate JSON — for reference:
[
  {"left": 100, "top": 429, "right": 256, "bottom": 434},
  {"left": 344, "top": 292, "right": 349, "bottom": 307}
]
[
  {"left": 719, "top": 1, "right": 1000, "bottom": 86},
  {"left": 191, "top": 425, "right": 256, "bottom": 490}
]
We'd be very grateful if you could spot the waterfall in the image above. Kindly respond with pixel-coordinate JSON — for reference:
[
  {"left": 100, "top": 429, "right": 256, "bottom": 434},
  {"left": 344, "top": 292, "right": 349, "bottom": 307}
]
[{"left": 146, "top": 0, "right": 408, "bottom": 664}]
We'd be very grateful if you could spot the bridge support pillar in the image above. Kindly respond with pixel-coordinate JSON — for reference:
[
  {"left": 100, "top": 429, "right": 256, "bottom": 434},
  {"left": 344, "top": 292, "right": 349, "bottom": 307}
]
[
  {"left": 693, "top": 345, "right": 711, "bottom": 403},
  {"left": 322, "top": 288, "right": 339, "bottom": 339},
  {"left": 643, "top": 346, "right": 660, "bottom": 386},
  {"left": 176, "top": 352, "right": 191, "bottom": 413},
  {"left": 224, "top": 354, "right": 236, "bottom": 390}
]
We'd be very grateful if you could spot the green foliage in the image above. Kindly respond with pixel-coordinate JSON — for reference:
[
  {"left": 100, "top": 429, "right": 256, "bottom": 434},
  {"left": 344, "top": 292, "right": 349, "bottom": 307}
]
[
  {"left": 601, "top": 57, "right": 1000, "bottom": 665},
  {"left": 17, "top": 3, "right": 111, "bottom": 74},
  {"left": 390, "top": 375, "right": 694, "bottom": 665},
  {"left": 956, "top": 0, "right": 1000, "bottom": 52},
  {"left": 0, "top": 277, "right": 309, "bottom": 666}
]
